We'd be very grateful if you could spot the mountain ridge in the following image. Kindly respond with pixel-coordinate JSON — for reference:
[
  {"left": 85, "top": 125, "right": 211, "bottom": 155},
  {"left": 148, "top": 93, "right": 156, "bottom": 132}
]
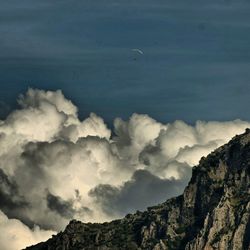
[{"left": 25, "top": 129, "right": 250, "bottom": 250}]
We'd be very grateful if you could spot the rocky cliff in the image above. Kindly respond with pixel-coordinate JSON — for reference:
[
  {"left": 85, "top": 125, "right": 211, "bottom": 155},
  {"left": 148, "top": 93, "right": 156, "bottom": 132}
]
[{"left": 25, "top": 129, "right": 250, "bottom": 250}]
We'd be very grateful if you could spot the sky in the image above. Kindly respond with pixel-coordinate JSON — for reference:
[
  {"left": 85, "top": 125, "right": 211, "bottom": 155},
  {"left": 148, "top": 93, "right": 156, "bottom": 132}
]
[
  {"left": 1, "top": 1, "right": 250, "bottom": 249},
  {"left": 1, "top": 0, "right": 250, "bottom": 123}
]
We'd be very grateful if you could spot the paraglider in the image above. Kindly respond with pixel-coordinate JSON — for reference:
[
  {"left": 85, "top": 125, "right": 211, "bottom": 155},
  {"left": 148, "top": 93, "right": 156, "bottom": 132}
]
[{"left": 131, "top": 48, "right": 144, "bottom": 55}]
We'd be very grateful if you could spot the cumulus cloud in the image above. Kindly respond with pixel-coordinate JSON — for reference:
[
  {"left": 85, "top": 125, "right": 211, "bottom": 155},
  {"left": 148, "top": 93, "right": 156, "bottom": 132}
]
[
  {"left": 0, "top": 210, "right": 55, "bottom": 250},
  {"left": 89, "top": 168, "right": 191, "bottom": 217},
  {"left": 0, "top": 88, "right": 249, "bottom": 249}
]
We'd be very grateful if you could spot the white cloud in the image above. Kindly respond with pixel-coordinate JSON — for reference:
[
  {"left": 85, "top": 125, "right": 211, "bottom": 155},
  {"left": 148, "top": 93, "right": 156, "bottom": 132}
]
[
  {"left": 18, "top": 88, "right": 78, "bottom": 117},
  {"left": 0, "top": 89, "right": 249, "bottom": 248},
  {"left": 0, "top": 210, "right": 55, "bottom": 250}
]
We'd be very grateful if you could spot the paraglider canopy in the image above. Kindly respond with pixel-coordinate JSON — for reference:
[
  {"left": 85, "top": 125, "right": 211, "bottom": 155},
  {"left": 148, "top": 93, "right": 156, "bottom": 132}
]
[{"left": 131, "top": 48, "right": 144, "bottom": 55}]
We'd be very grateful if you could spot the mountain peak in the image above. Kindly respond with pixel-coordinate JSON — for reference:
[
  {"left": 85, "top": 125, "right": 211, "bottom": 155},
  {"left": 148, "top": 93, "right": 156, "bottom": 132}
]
[{"left": 26, "top": 130, "right": 250, "bottom": 250}]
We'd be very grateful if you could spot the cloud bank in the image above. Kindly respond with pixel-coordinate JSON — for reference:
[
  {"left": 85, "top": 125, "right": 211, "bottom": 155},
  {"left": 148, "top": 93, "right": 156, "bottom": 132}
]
[
  {"left": 0, "top": 210, "right": 55, "bottom": 250},
  {"left": 0, "top": 88, "right": 249, "bottom": 249}
]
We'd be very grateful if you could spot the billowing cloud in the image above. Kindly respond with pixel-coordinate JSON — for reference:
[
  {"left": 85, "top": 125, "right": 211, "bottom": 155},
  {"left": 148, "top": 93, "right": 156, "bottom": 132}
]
[
  {"left": 0, "top": 210, "right": 55, "bottom": 250},
  {"left": 89, "top": 168, "right": 191, "bottom": 217},
  {"left": 0, "top": 168, "right": 26, "bottom": 211},
  {"left": 0, "top": 88, "right": 249, "bottom": 249}
]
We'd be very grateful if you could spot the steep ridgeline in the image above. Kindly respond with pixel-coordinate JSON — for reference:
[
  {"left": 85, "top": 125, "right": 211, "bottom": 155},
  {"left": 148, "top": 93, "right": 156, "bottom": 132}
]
[{"left": 26, "top": 130, "right": 250, "bottom": 250}]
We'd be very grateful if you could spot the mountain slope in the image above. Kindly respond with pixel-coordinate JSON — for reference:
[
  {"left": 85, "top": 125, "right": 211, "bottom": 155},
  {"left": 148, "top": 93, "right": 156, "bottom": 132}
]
[{"left": 25, "top": 129, "right": 250, "bottom": 250}]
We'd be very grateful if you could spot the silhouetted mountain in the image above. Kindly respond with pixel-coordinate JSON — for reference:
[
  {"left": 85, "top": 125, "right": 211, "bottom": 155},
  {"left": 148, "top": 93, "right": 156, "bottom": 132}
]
[{"left": 25, "top": 129, "right": 250, "bottom": 250}]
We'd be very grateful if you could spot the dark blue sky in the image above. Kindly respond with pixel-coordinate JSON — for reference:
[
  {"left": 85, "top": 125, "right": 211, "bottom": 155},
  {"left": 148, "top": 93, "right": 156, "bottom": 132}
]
[{"left": 1, "top": 0, "right": 250, "bottom": 123}]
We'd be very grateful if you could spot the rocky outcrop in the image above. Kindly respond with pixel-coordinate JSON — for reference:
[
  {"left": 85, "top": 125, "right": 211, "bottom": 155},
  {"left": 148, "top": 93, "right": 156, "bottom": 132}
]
[{"left": 25, "top": 129, "right": 250, "bottom": 250}]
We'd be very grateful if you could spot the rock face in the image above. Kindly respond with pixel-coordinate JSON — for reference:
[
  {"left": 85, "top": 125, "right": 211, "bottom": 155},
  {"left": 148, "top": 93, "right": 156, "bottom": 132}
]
[{"left": 25, "top": 130, "right": 250, "bottom": 250}]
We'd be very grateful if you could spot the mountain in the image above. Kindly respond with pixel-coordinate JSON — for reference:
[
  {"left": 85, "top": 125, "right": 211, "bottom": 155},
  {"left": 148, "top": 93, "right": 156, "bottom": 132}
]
[{"left": 25, "top": 129, "right": 250, "bottom": 250}]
